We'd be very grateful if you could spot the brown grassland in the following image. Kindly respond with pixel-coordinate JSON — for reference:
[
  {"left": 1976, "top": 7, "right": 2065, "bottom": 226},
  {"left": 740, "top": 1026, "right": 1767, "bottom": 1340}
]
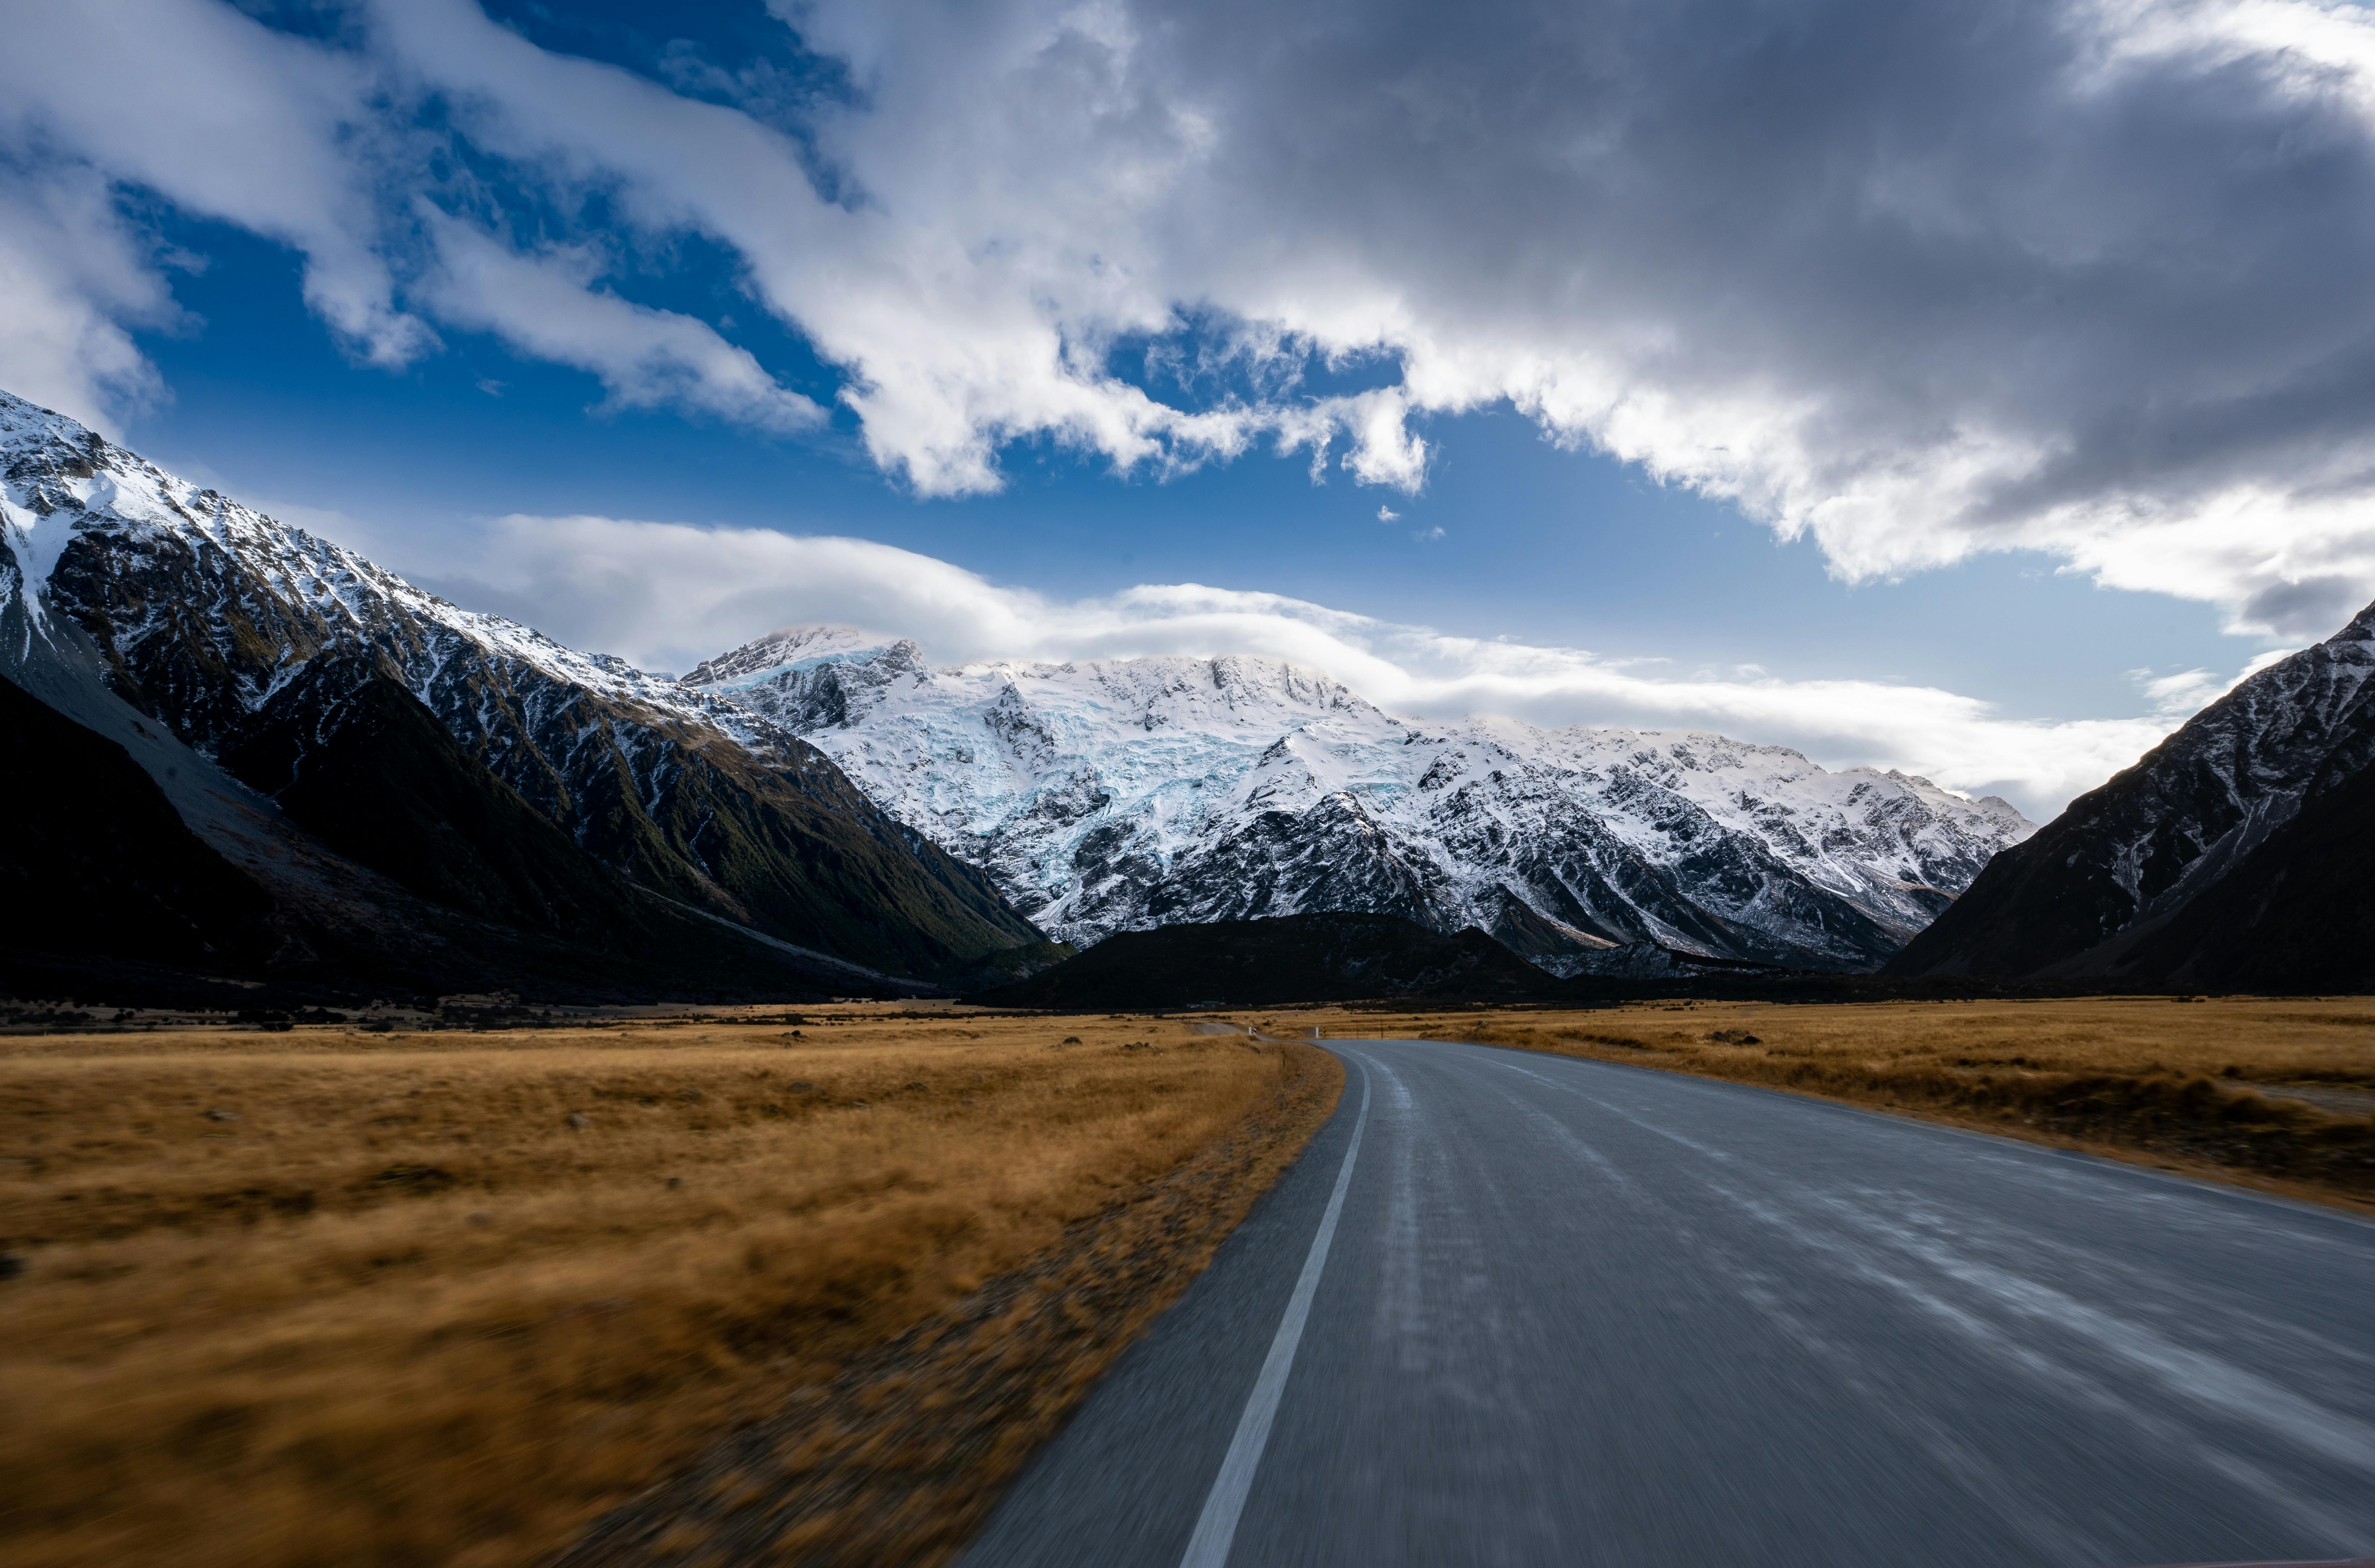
[
  {"left": 0, "top": 1011, "right": 1338, "bottom": 1568},
  {"left": 1282, "top": 995, "right": 2375, "bottom": 1209},
  {"left": 14, "top": 992, "right": 2370, "bottom": 1568}
]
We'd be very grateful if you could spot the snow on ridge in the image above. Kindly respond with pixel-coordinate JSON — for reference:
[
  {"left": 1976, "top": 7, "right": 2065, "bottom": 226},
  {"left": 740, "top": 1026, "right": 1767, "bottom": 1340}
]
[
  {"left": 0, "top": 383, "right": 2044, "bottom": 972},
  {"left": 684, "top": 624, "right": 900, "bottom": 690},
  {"left": 0, "top": 386, "right": 768, "bottom": 749},
  {"left": 688, "top": 625, "right": 2038, "bottom": 968}
]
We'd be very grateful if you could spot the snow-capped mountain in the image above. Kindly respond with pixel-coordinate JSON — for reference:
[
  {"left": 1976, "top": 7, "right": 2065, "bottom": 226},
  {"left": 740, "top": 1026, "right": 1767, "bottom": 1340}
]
[
  {"left": 1890, "top": 598, "right": 2375, "bottom": 985},
  {"left": 0, "top": 390, "right": 1040, "bottom": 980},
  {"left": 686, "top": 627, "right": 2035, "bottom": 972}
]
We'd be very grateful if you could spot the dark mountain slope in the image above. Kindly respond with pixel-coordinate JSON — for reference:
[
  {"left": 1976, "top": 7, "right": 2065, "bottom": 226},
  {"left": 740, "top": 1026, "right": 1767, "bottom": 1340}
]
[
  {"left": 1879, "top": 813, "right": 2145, "bottom": 980},
  {"left": 0, "top": 571, "right": 918, "bottom": 1006},
  {"left": 1888, "top": 599, "right": 2375, "bottom": 984},
  {"left": 969, "top": 912, "right": 1558, "bottom": 1009},
  {"left": 0, "top": 672, "right": 272, "bottom": 971},
  {"left": 209, "top": 656, "right": 927, "bottom": 998},
  {"left": 218, "top": 655, "right": 657, "bottom": 938},
  {"left": 2102, "top": 754, "right": 2375, "bottom": 991}
]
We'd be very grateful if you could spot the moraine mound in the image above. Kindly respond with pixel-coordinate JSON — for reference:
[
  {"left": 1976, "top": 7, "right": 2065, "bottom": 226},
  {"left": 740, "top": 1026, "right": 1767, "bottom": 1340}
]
[{"left": 967, "top": 912, "right": 1559, "bottom": 1010}]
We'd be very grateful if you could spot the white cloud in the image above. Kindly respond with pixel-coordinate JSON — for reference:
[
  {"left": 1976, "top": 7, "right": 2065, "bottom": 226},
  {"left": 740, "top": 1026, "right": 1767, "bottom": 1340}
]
[
  {"left": 0, "top": 0, "right": 820, "bottom": 440},
  {"left": 0, "top": 161, "right": 177, "bottom": 435},
  {"left": 408, "top": 511, "right": 2216, "bottom": 817},
  {"left": 0, "top": 0, "right": 429, "bottom": 370},
  {"left": 1376, "top": 504, "right": 1399, "bottom": 523},
  {"left": 2137, "top": 666, "right": 2228, "bottom": 716},
  {"left": 9, "top": 0, "right": 2375, "bottom": 632},
  {"left": 416, "top": 215, "right": 823, "bottom": 432}
]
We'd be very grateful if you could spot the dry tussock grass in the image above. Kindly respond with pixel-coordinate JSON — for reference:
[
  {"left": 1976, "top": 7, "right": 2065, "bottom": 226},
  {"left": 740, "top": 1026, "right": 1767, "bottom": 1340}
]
[
  {"left": 0, "top": 1012, "right": 1336, "bottom": 1568},
  {"left": 1280, "top": 997, "right": 2375, "bottom": 1208}
]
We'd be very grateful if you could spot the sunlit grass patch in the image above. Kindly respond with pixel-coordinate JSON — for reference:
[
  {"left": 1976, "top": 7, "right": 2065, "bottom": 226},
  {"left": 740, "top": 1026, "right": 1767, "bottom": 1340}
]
[
  {"left": 1291, "top": 996, "right": 2375, "bottom": 1209},
  {"left": 0, "top": 1013, "right": 1335, "bottom": 1568}
]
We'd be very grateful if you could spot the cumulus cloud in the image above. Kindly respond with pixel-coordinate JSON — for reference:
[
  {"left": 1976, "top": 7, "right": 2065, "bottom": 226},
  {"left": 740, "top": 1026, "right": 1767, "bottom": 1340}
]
[
  {"left": 777, "top": 0, "right": 2375, "bottom": 630},
  {"left": 11, "top": 0, "right": 2375, "bottom": 630},
  {"left": 412, "top": 512, "right": 2228, "bottom": 817}
]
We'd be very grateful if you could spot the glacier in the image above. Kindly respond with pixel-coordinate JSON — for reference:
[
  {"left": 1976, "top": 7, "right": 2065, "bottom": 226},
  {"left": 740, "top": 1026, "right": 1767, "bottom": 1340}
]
[{"left": 687, "top": 627, "right": 2036, "bottom": 973}]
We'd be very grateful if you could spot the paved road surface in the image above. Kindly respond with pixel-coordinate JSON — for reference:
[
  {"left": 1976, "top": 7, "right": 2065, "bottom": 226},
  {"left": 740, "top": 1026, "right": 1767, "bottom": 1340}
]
[{"left": 960, "top": 1039, "right": 2375, "bottom": 1568}]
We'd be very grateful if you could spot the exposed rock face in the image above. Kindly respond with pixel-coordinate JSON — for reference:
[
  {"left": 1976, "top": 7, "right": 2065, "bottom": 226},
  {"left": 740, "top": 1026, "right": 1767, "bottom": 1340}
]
[
  {"left": 688, "top": 628, "right": 2034, "bottom": 973},
  {"left": 0, "top": 390, "right": 1042, "bottom": 982},
  {"left": 1888, "top": 601, "right": 2375, "bottom": 987}
]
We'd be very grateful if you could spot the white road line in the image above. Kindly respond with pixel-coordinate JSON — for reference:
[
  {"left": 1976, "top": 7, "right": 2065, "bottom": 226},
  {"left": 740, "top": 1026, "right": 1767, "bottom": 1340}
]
[{"left": 1177, "top": 1053, "right": 1375, "bottom": 1568}]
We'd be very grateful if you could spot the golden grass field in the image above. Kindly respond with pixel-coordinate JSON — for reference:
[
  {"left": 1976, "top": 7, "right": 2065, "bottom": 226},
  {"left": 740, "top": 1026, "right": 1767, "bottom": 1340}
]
[
  {"left": 0, "top": 1010, "right": 1337, "bottom": 1568},
  {"left": 1283, "top": 995, "right": 2375, "bottom": 1209},
  {"left": 12, "top": 992, "right": 2370, "bottom": 1568}
]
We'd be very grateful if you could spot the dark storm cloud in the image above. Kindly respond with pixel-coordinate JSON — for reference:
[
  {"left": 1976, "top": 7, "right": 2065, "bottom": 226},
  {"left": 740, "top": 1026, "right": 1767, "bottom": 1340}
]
[{"left": 1046, "top": 0, "right": 2375, "bottom": 628}]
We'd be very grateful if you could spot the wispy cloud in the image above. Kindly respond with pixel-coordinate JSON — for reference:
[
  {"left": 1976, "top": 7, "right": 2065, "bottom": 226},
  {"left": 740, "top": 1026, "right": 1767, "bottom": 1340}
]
[
  {"left": 404, "top": 512, "right": 2233, "bottom": 817},
  {"left": 416, "top": 215, "right": 824, "bottom": 432}
]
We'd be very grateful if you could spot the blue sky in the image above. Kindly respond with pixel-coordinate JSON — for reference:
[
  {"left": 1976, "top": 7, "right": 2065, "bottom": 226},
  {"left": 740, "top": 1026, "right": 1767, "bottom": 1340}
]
[
  {"left": 9, "top": 0, "right": 2374, "bottom": 814},
  {"left": 129, "top": 231, "right": 2236, "bottom": 719}
]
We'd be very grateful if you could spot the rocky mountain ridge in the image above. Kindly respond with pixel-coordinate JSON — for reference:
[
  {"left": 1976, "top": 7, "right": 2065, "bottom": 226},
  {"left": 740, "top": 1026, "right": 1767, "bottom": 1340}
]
[
  {"left": 0, "top": 390, "right": 1044, "bottom": 989},
  {"left": 686, "top": 626, "right": 2036, "bottom": 972},
  {"left": 1888, "top": 598, "right": 2375, "bottom": 987}
]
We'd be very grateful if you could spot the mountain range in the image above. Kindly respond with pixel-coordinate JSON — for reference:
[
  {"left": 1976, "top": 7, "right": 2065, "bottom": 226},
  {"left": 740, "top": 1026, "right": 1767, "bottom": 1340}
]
[
  {"left": 684, "top": 627, "right": 2035, "bottom": 974},
  {"left": 0, "top": 389, "right": 1050, "bottom": 1004},
  {"left": 1889, "top": 601, "right": 2375, "bottom": 991},
  {"left": 46, "top": 380, "right": 2363, "bottom": 1007}
]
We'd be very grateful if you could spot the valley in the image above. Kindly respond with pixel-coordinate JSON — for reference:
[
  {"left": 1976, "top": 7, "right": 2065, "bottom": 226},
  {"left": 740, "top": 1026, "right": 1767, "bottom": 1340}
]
[
  {"left": 13, "top": 8, "right": 2375, "bottom": 1563},
  {"left": 7, "top": 379, "right": 2375, "bottom": 1568}
]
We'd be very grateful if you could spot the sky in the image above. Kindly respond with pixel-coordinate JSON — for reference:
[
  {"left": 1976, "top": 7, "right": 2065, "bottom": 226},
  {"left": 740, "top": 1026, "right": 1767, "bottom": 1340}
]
[{"left": 7, "top": 0, "right": 2375, "bottom": 817}]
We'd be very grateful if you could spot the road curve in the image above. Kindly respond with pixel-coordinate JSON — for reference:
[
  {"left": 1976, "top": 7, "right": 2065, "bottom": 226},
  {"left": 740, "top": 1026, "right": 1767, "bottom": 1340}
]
[{"left": 959, "top": 1038, "right": 2375, "bottom": 1568}]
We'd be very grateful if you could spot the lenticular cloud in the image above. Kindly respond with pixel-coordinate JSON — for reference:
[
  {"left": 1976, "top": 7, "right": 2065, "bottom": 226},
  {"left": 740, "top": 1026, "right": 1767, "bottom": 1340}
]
[
  {"left": 416, "top": 511, "right": 2195, "bottom": 818},
  {"left": 9, "top": 0, "right": 2375, "bottom": 631}
]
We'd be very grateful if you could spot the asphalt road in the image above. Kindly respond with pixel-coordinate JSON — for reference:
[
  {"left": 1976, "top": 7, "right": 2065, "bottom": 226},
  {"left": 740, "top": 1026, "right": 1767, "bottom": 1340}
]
[{"left": 959, "top": 1038, "right": 2375, "bottom": 1568}]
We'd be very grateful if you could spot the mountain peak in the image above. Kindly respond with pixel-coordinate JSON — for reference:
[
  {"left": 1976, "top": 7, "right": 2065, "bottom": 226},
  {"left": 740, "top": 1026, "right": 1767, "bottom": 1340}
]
[
  {"left": 0, "top": 399, "right": 1046, "bottom": 982},
  {"left": 685, "top": 625, "right": 918, "bottom": 689},
  {"left": 690, "top": 632, "right": 2034, "bottom": 972},
  {"left": 0, "top": 387, "right": 94, "bottom": 449},
  {"left": 1890, "top": 587, "right": 2375, "bottom": 985},
  {"left": 2335, "top": 595, "right": 2375, "bottom": 641}
]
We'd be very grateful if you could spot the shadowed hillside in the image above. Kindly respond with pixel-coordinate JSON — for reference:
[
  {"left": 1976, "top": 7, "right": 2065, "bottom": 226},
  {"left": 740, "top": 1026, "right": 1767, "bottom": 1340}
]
[
  {"left": 1, "top": 669, "right": 923, "bottom": 1008},
  {"left": 0, "top": 673, "right": 274, "bottom": 972},
  {"left": 1888, "top": 598, "right": 2375, "bottom": 990}
]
